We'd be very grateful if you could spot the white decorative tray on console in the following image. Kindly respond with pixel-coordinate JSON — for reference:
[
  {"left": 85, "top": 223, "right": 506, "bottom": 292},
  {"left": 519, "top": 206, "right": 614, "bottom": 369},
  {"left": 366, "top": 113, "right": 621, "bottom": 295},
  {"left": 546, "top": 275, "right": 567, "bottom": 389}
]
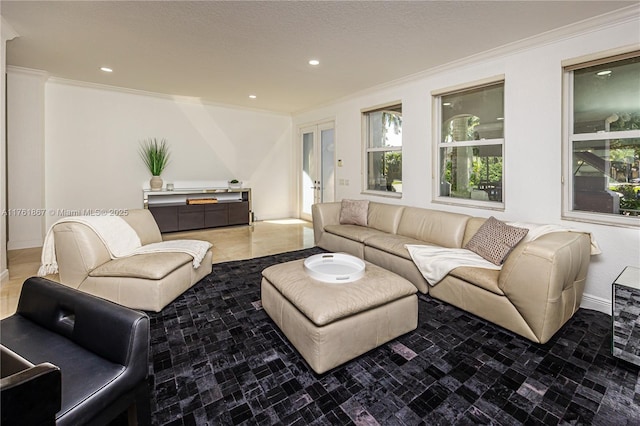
[{"left": 303, "top": 253, "right": 365, "bottom": 283}]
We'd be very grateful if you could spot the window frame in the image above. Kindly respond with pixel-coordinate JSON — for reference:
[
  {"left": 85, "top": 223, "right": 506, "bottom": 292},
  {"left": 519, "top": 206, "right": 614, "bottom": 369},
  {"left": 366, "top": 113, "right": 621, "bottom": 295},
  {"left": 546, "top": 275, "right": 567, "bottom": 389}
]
[
  {"left": 432, "top": 76, "right": 506, "bottom": 211},
  {"left": 562, "top": 49, "right": 640, "bottom": 228},
  {"left": 361, "top": 102, "right": 403, "bottom": 198}
]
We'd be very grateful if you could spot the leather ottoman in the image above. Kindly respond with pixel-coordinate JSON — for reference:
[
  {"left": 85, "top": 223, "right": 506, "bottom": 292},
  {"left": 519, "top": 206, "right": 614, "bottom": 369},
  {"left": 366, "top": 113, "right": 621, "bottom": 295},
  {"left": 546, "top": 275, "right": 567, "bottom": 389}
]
[{"left": 261, "top": 258, "right": 418, "bottom": 374}]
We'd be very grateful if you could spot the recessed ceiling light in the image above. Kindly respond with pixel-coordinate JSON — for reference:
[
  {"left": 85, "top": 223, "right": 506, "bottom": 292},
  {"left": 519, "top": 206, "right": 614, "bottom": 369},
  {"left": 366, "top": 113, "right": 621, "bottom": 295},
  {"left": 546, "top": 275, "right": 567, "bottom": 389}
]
[
  {"left": 596, "top": 70, "right": 612, "bottom": 76},
  {"left": 496, "top": 117, "right": 504, "bottom": 121},
  {"left": 249, "top": 95, "right": 257, "bottom": 99},
  {"left": 100, "top": 67, "right": 113, "bottom": 73},
  {"left": 442, "top": 102, "right": 452, "bottom": 106},
  {"left": 308, "top": 59, "right": 320, "bottom": 66}
]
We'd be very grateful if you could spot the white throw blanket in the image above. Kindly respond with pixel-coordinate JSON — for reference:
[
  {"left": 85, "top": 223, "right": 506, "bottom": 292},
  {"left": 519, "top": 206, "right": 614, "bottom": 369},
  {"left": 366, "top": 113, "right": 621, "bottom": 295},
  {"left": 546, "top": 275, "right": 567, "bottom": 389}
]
[
  {"left": 406, "top": 245, "right": 500, "bottom": 286},
  {"left": 507, "top": 222, "right": 602, "bottom": 255},
  {"left": 134, "top": 240, "right": 212, "bottom": 268},
  {"left": 406, "top": 224, "right": 601, "bottom": 286},
  {"left": 38, "top": 215, "right": 211, "bottom": 276}
]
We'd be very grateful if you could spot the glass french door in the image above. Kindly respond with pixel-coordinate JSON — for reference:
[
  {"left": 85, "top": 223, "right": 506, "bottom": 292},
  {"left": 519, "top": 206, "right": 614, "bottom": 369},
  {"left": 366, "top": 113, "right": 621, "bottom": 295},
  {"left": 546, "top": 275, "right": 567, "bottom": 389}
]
[{"left": 300, "top": 122, "right": 335, "bottom": 221}]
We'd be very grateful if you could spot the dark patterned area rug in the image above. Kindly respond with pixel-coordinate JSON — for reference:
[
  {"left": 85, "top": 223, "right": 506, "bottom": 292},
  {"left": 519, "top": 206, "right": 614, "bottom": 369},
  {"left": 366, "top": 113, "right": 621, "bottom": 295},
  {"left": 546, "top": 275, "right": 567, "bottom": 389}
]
[{"left": 148, "top": 248, "right": 640, "bottom": 425}]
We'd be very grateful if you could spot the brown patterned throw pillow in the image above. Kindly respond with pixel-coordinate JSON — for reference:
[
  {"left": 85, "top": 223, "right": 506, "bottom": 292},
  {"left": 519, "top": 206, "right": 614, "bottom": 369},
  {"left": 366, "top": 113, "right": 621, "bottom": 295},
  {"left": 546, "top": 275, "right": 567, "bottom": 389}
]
[
  {"left": 339, "top": 199, "right": 369, "bottom": 226},
  {"left": 464, "top": 216, "right": 528, "bottom": 265}
]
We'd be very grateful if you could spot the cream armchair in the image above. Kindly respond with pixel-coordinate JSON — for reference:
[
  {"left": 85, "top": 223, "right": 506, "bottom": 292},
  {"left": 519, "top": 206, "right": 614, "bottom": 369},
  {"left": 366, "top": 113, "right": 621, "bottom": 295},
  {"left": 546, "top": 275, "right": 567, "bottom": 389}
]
[{"left": 51, "top": 209, "right": 212, "bottom": 312}]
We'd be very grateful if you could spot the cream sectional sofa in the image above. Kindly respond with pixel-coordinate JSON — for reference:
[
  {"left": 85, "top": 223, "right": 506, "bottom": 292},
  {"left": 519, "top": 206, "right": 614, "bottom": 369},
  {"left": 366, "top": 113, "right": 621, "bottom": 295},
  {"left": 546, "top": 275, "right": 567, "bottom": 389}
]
[
  {"left": 51, "top": 209, "right": 212, "bottom": 312},
  {"left": 312, "top": 201, "right": 592, "bottom": 344}
]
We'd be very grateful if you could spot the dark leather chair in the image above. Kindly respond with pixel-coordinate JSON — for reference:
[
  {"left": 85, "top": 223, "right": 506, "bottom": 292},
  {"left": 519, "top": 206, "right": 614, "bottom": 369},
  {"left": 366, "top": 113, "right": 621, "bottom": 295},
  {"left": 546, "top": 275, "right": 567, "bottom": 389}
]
[
  {"left": 0, "top": 277, "right": 151, "bottom": 425},
  {"left": 1, "top": 345, "right": 61, "bottom": 425}
]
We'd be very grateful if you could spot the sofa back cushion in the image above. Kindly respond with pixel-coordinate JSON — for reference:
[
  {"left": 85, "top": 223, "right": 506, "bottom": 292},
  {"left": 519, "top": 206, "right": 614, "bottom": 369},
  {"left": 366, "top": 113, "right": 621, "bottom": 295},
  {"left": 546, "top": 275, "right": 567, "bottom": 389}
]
[
  {"left": 368, "top": 202, "right": 405, "bottom": 234},
  {"left": 397, "top": 207, "right": 470, "bottom": 248},
  {"left": 121, "top": 209, "right": 163, "bottom": 245},
  {"left": 462, "top": 217, "right": 487, "bottom": 247}
]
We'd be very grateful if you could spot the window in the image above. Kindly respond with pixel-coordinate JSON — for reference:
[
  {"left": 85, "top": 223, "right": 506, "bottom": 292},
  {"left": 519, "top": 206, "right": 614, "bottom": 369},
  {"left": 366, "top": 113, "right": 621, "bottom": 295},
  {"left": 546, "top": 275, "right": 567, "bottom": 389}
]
[
  {"left": 435, "top": 81, "right": 504, "bottom": 207},
  {"left": 363, "top": 104, "right": 402, "bottom": 194},
  {"left": 564, "top": 52, "right": 640, "bottom": 226}
]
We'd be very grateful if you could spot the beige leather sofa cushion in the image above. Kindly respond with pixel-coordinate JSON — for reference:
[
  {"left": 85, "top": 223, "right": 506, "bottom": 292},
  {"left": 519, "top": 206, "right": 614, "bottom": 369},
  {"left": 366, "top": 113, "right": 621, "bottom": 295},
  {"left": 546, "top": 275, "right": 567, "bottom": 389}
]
[
  {"left": 262, "top": 259, "right": 416, "bottom": 327},
  {"left": 121, "top": 209, "right": 163, "bottom": 245},
  {"left": 462, "top": 217, "right": 487, "bottom": 247},
  {"left": 448, "top": 267, "right": 503, "bottom": 295},
  {"left": 364, "top": 234, "right": 426, "bottom": 260},
  {"left": 368, "top": 202, "right": 405, "bottom": 234},
  {"left": 324, "top": 224, "right": 387, "bottom": 243},
  {"left": 397, "top": 207, "right": 470, "bottom": 248},
  {"left": 89, "top": 252, "right": 192, "bottom": 280}
]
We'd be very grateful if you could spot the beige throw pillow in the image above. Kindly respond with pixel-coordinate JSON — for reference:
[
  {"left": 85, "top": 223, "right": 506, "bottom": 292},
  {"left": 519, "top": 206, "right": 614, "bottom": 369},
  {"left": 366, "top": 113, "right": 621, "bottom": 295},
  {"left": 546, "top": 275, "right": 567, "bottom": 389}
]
[
  {"left": 464, "top": 216, "right": 528, "bottom": 265},
  {"left": 339, "top": 199, "right": 369, "bottom": 226}
]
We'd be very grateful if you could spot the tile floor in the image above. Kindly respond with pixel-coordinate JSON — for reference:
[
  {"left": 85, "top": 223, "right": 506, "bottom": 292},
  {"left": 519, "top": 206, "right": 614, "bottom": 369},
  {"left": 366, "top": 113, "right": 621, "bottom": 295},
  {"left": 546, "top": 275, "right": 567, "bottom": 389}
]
[{"left": 0, "top": 219, "right": 314, "bottom": 319}]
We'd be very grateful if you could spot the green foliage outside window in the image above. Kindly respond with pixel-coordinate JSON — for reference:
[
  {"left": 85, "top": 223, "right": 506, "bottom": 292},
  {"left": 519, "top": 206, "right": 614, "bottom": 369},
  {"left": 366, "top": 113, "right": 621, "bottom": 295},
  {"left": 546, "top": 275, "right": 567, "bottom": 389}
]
[
  {"left": 608, "top": 142, "right": 640, "bottom": 216},
  {"left": 382, "top": 152, "right": 402, "bottom": 191},
  {"left": 439, "top": 107, "right": 503, "bottom": 201},
  {"left": 366, "top": 107, "right": 402, "bottom": 192},
  {"left": 444, "top": 153, "right": 502, "bottom": 198},
  {"left": 470, "top": 156, "right": 503, "bottom": 186},
  {"left": 608, "top": 113, "right": 640, "bottom": 132},
  {"left": 611, "top": 184, "right": 640, "bottom": 215}
]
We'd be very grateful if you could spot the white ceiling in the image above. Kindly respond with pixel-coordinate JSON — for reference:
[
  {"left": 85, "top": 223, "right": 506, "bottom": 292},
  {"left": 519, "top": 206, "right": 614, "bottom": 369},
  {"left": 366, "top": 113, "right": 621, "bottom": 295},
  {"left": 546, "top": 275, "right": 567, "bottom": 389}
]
[{"left": 1, "top": 1, "right": 637, "bottom": 113}]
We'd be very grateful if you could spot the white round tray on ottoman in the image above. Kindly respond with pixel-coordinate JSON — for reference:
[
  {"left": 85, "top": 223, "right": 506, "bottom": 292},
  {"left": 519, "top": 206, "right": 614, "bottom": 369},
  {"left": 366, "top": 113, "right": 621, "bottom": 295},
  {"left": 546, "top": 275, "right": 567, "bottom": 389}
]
[
  {"left": 303, "top": 253, "right": 365, "bottom": 283},
  {"left": 261, "top": 255, "right": 418, "bottom": 374}
]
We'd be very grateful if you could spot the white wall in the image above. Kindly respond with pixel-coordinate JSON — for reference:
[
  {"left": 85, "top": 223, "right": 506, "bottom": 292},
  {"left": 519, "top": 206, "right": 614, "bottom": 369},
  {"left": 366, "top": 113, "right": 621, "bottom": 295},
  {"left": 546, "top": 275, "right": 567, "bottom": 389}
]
[
  {"left": 7, "top": 68, "right": 46, "bottom": 250},
  {"left": 42, "top": 81, "right": 293, "bottom": 230},
  {"left": 293, "top": 13, "right": 640, "bottom": 313},
  {"left": 1, "top": 17, "right": 19, "bottom": 282},
  {"left": 6, "top": 77, "right": 294, "bottom": 245}
]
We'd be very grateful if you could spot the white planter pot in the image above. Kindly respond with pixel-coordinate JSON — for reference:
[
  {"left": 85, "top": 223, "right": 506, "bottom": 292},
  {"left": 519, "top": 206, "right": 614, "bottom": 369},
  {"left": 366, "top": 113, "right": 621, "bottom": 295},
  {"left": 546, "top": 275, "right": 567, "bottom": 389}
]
[{"left": 150, "top": 176, "right": 163, "bottom": 191}]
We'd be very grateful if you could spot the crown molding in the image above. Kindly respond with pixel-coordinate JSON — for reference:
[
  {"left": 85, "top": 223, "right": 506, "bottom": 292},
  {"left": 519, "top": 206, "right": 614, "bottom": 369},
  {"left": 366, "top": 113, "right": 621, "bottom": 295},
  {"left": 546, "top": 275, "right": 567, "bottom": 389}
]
[
  {"left": 384, "top": 4, "right": 640, "bottom": 91},
  {"left": 44, "top": 76, "right": 291, "bottom": 117},
  {"left": 294, "top": 4, "right": 640, "bottom": 115},
  {"left": 1, "top": 17, "right": 18, "bottom": 41},
  {"left": 6, "top": 65, "right": 48, "bottom": 79}
]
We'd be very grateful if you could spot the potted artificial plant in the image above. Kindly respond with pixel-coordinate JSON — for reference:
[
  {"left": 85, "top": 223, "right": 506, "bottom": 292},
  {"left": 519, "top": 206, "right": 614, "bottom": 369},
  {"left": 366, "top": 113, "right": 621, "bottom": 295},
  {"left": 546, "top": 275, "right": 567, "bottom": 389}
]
[
  {"left": 228, "top": 179, "right": 242, "bottom": 189},
  {"left": 139, "top": 138, "right": 171, "bottom": 191}
]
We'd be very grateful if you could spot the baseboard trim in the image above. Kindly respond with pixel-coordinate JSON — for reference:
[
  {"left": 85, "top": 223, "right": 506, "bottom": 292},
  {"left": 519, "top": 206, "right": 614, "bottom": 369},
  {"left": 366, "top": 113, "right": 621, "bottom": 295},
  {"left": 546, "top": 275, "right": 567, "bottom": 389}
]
[
  {"left": 580, "top": 293, "right": 611, "bottom": 315},
  {"left": 7, "top": 239, "right": 43, "bottom": 250},
  {"left": 0, "top": 268, "right": 8, "bottom": 284}
]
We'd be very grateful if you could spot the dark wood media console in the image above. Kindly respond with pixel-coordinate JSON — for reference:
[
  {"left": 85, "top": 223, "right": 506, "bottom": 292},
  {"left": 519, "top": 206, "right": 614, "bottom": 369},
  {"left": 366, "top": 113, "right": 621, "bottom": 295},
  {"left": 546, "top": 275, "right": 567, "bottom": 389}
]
[{"left": 143, "top": 188, "right": 251, "bottom": 233}]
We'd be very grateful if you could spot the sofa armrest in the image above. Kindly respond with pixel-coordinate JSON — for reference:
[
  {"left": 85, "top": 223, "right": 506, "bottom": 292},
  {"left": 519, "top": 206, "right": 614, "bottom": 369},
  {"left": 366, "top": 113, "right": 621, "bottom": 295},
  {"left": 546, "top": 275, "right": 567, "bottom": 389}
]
[
  {"left": 498, "top": 232, "right": 591, "bottom": 343},
  {"left": 16, "top": 277, "right": 150, "bottom": 381},
  {"left": 312, "top": 202, "right": 342, "bottom": 245},
  {"left": 52, "top": 222, "right": 112, "bottom": 286},
  {"left": 1, "top": 345, "right": 61, "bottom": 425}
]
